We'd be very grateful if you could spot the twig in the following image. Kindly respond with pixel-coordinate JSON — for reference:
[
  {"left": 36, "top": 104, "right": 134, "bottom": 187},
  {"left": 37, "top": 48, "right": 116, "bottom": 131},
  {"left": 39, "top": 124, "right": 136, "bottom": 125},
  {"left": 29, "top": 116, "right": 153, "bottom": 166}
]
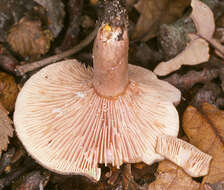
[
  {"left": 164, "top": 56, "right": 224, "bottom": 90},
  {"left": 197, "top": 34, "right": 224, "bottom": 59},
  {"left": 164, "top": 68, "right": 219, "bottom": 90},
  {"left": 122, "top": 164, "right": 147, "bottom": 190},
  {"left": 209, "top": 38, "right": 224, "bottom": 58},
  {"left": 15, "top": 26, "right": 99, "bottom": 76}
]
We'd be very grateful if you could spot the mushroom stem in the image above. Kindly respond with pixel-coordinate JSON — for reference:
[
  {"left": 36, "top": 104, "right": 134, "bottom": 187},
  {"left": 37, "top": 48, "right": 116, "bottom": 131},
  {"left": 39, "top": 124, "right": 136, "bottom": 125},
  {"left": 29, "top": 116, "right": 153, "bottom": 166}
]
[{"left": 93, "top": 25, "right": 129, "bottom": 97}]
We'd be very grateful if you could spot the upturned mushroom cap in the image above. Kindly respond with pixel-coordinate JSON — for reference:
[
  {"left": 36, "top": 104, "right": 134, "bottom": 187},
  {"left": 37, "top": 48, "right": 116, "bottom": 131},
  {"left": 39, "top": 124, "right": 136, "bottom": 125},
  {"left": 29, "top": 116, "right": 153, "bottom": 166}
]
[{"left": 14, "top": 60, "right": 180, "bottom": 181}]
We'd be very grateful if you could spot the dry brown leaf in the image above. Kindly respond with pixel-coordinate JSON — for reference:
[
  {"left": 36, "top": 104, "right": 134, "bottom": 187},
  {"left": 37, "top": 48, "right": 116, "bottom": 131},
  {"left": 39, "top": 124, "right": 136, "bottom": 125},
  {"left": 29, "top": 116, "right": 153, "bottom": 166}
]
[
  {"left": 7, "top": 17, "right": 53, "bottom": 58},
  {"left": 190, "top": 0, "right": 215, "bottom": 40},
  {"left": 148, "top": 160, "right": 200, "bottom": 190},
  {"left": 132, "top": 0, "right": 190, "bottom": 41},
  {"left": 0, "top": 103, "right": 13, "bottom": 157},
  {"left": 153, "top": 36, "right": 209, "bottom": 76},
  {"left": 0, "top": 72, "right": 19, "bottom": 112},
  {"left": 183, "top": 103, "right": 224, "bottom": 189}
]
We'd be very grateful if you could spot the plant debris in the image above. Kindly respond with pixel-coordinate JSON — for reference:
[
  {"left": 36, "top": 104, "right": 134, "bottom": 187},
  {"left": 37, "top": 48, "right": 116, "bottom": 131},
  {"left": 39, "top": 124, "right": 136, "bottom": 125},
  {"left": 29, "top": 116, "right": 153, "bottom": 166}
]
[
  {"left": 204, "top": 181, "right": 224, "bottom": 190},
  {"left": 7, "top": 17, "right": 53, "bottom": 58},
  {"left": 33, "top": 0, "right": 65, "bottom": 38},
  {"left": 0, "top": 44, "right": 19, "bottom": 74},
  {"left": 154, "top": 35, "right": 209, "bottom": 76},
  {"left": 0, "top": 104, "right": 13, "bottom": 158},
  {"left": 132, "top": 0, "right": 190, "bottom": 41},
  {"left": 191, "top": 0, "right": 224, "bottom": 58},
  {"left": 15, "top": 26, "right": 99, "bottom": 75},
  {"left": 148, "top": 160, "right": 200, "bottom": 190},
  {"left": 0, "top": 148, "right": 15, "bottom": 175},
  {"left": 15, "top": 171, "right": 50, "bottom": 190},
  {"left": 58, "top": 0, "right": 83, "bottom": 51},
  {"left": 0, "top": 72, "right": 19, "bottom": 112},
  {"left": 183, "top": 103, "right": 224, "bottom": 188},
  {"left": 0, "top": 0, "right": 37, "bottom": 42}
]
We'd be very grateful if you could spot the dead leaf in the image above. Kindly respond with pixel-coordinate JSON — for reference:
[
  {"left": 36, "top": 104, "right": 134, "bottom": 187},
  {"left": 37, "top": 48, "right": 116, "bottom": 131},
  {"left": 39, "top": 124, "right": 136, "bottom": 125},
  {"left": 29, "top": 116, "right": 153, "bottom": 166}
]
[
  {"left": 154, "top": 36, "right": 209, "bottom": 76},
  {"left": 148, "top": 160, "right": 200, "bottom": 190},
  {"left": 132, "top": 0, "right": 190, "bottom": 41},
  {"left": 153, "top": 0, "right": 224, "bottom": 76},
  {"left": 183, "top": 103, "right": 224, "bottom": 189},
  {"left": 34, "top": 0, "right": 65, "bottom": 38},
  {"left": 0, "top": 72, "right": 19, "bottom": 112},
  {"left": 191, "top": 0, "right": 215, "bottom": 40},
  {"left": 7, "top": 17, "right": 53, "bottom": 58},
  {"left": 0, "top": 44, "right": 18, "bottom": 74},
  {"left": 132, "top": 162, "right": 157, "bottom": 184},
  {"left": 0, "top": 103, "right": 13, "bottom": 157},
  {"left": 191, "top": 0, "right": 224, "bottom": 58},
  {"left": 204, "top": 181, "right": 224, "bottom": 190}
]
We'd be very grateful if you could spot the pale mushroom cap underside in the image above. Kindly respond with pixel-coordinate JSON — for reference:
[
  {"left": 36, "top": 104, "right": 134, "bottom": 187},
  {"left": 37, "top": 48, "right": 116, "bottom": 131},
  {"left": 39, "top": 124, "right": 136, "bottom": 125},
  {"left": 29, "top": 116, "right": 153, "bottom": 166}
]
[{"left": 14, "top": 60, "right": 180, "bottom": 181}]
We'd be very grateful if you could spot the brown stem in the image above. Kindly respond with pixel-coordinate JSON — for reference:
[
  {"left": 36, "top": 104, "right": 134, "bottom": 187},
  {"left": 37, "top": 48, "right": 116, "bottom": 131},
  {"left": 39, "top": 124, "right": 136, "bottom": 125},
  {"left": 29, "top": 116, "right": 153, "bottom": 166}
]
[
  {"left": 15, "top": 26, "right": 99, "bottom": 76},
  {"left": 93, "top": 25, "right": 129, "bottom": 97}
]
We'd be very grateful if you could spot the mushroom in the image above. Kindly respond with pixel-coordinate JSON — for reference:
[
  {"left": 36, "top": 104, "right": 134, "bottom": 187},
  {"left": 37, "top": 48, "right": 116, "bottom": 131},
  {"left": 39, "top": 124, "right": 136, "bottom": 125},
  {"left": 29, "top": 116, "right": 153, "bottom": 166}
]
[
  {"left": 14, "top": 1, "right": 211, "bottom": 181},
  {"left": 156, "top": 135, "right": 212, "bottom": 177}
]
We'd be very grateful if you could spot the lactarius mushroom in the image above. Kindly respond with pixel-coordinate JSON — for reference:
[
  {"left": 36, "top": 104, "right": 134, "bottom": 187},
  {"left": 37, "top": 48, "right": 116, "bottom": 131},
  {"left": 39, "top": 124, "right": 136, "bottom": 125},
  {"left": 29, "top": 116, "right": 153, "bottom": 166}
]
[{"left": 14, "top": 1, "right": 211, "bottom": 181}]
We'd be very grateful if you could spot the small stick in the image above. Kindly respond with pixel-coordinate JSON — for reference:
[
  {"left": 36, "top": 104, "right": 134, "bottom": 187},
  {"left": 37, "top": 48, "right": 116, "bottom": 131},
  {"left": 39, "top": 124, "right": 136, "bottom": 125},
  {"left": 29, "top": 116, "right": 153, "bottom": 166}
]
[
  {"left": 164, "top": 68, "right": 219, "bottom": 90},
  {"left": 122, "top": 164, "right": 147, "bottom": 190},
  {"left": 209, "top": 38, "right": 224, "bottom": 58},
  {"left": 15, "top": 26, "right": 99, "bottom": 76},
  {"left": 164, "top": 57, "right": 224, "bottom": 91}
]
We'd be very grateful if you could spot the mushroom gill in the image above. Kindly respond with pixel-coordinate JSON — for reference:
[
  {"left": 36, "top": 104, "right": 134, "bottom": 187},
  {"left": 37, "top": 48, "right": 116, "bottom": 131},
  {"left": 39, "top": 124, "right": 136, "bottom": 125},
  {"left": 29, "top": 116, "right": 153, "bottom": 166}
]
[
  {"left": 156, "top": 135, "right": 212, "bottom": 177},
  {"left": 14, "top": 60, "right": 180, "bottom": 181}
]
